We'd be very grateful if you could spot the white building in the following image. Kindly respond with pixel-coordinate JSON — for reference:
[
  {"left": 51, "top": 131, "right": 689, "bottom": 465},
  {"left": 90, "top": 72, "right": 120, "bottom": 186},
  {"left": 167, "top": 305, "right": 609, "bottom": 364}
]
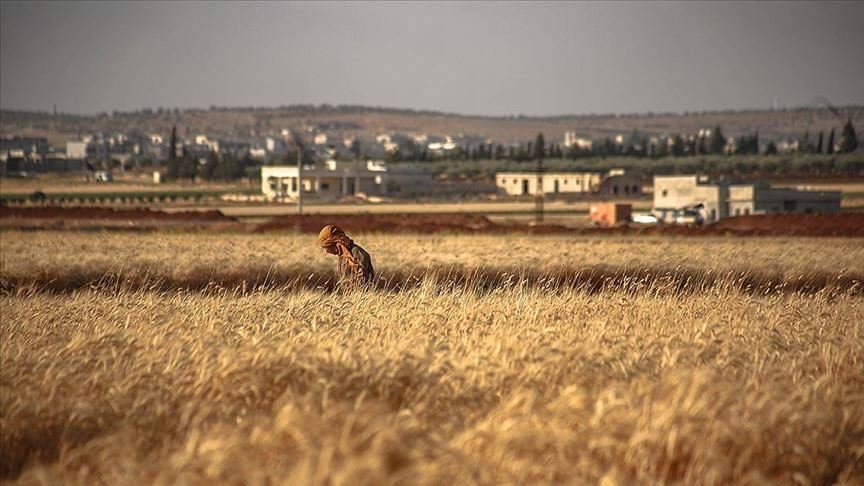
[
  {"left": 265, "top": 137, "right": 286, "bottom": 155},
  {"left": 249, "top": 147, "right": 268, "bottom": 160},
  {"left": 563, "top": 132, "right": 593, "bottom": 150},
  {"left": 66, "top": 141, "right": 88, "bottom": 159},
  {"left": 653, "top": 175, "right": 730, "bottom": 223},
  {"left": 262, "top": 160, "right": 434, "bottom": 200},
  {"left": 775, "top": 140, "right": 800, "bottom": 154},
  {"left": 262, "top": 160, "right": 388, "bottom": 200},
  {"left": 653, "top": 174, "right": 841, "bottom": 223}
]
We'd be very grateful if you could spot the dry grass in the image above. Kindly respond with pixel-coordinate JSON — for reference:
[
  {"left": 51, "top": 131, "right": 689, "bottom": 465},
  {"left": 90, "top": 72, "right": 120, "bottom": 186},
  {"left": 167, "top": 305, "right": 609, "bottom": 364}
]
[
  {"left": 3, "top": 232, "right": 863, "bottom": 282},
  {"left": 1, "top": 231, "right": 863, "bottom": 484}
]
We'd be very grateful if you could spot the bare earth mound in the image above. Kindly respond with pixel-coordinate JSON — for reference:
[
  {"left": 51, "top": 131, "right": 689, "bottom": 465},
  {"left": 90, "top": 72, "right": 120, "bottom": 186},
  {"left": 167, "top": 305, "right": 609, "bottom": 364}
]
[
  {"left": 2, "top": 206, "right": 862, "bottom": 236},
  {"left": 0, "top": 206, "right": 236, "bottom": 229},
  {"left": 0, "top": 206, "right": 234, "bottom": 222},
  {"left": 255, "top": 213, "right": 499, "bottom": 234},
  {"left": 711, "top": 213, "right": 864, "bottom": 236},
  {"left": 256, "top": 212, "right": 864, "bottom": 237}
]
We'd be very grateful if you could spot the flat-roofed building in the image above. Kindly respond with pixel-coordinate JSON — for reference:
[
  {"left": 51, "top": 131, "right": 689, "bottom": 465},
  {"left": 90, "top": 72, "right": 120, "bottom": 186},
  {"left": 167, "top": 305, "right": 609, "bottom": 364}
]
[
  {"left": 495, "top": 172, "right": 602, "bottom": 196},
  {"left": 66, "top": 141, "right": 89, "bottom": 159},
  {"left": 261, "top": 160, "right": 424, "bottom": 200},
  {"left": 597, "top": 170, "right": 644, "bottom": 197},
  {"left": 653, "top": 174, "right": 840, "bottom": 223},
  {"left": 653, "top": 175, "right": 730, "bottom": 223},
  {"left": 727, "top": 182, "right": 840, "bottom": 216}
]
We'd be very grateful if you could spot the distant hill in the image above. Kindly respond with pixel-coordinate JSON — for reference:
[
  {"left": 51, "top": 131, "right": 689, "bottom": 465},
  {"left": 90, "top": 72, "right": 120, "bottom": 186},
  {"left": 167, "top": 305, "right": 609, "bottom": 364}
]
[{"left": 2, "top": 104, "right": 862, "bottom": 148}]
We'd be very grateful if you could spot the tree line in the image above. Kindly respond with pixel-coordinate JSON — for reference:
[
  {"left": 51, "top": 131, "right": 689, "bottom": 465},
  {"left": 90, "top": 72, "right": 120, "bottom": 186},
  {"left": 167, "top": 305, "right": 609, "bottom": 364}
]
[
  {"left": 159, "top": 120, "right": 859, "bottom": 181},
  {"left": 162, "top": 126, "right": 259, "bottom": 181},
  {"left": 386, "top": 120, "right": 858, "bottom": 163}
]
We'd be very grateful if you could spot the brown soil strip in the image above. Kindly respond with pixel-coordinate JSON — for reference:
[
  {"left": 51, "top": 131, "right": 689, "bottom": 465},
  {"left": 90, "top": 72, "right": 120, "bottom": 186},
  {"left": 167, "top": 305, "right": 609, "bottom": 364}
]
[
  {"left": 0, "top": 206, "right": 236, "bottom": 223},
  {"left": 2, "top": 206, "right": 862, "bottom": 237}
]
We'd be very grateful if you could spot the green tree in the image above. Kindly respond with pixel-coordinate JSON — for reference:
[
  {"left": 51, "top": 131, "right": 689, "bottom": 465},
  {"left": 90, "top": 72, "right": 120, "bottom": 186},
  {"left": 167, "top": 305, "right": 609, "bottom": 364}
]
[
  {"left": 816, "top": 132, "right": 824, "bottom": 154},
  {"left": 670, "top": 134, "right": 685, "bottom": 157},
  {"left": 169, "top": 125, "right": 177, "bottom": 162},
  {"left": 697, "top": 135, "right": 707, "bottom": 155},
  {"left": 165, "top": 125, "right": 179, "bottom": 179},
  {"left": 799, "top": 131, "right": 812, "bottom": 154},
  {"left": 601, "top": 137, "right": 616, "bottom": 157},
  {"left": 214, "top": 155, "right": 237, "bottom": 180},
  {"left": 736, "top": 133, "right": 759, "bottom": 155},
  {"left": 350, "top": 139, "right": 362, "bottom": 160},
  {"left": 495, "top": 144, "right": 505, "bottom": 160},
  {"left": 839, "top": 118, "right": 858, "bottom": 153},
  {"left": 533, "top": 133, "right": 546, "bottom": 160},
  {"left": 235, "top": 155, "right": 255, "bottom": 179},
  {"left": 653, "top": 139, "right": 669, "bottom": 158},
  {"left": 177, "top": 150, "right": 197, "bottom": 180},
  {"left": 826, "top": 128, "right": 835, "bottom": 154},
  {"left": 199, "top": 150, "right": 218, "bottom": 180},
  {"left": 764, "top": 141, "right": 777, "bottom": 155},
  {"left": 708, "top": 126, "right": 727, "bottom": 154}
]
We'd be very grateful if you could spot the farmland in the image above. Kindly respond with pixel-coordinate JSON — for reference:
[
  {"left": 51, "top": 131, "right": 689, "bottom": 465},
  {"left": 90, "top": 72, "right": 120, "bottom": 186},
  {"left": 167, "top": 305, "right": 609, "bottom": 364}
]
[{"left": 1, "top": 230, "right": 863, "bottom": 484}]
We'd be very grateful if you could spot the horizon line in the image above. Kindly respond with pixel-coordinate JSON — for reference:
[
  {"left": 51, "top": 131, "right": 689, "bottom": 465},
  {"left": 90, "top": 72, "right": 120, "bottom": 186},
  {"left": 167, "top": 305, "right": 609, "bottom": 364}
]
[{"left": 2, "top": 102, "right": 863, "bottom": 121}]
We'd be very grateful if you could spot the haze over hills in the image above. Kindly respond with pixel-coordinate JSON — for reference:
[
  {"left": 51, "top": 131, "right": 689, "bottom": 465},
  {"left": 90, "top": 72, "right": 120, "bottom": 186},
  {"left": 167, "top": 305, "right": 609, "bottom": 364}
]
[{"left": 2, "top": 104, "right": 862, "bottom": 148}]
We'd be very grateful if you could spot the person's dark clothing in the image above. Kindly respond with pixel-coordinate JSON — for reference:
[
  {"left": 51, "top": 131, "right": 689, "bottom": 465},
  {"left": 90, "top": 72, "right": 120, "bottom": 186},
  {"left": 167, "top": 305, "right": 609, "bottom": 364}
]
[{"left": 337, "top": 243, "right": 374, "bottom": 286}]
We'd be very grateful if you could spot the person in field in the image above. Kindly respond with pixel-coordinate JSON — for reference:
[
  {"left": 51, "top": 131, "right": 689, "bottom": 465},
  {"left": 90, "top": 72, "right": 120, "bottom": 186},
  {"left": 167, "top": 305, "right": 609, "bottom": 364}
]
[{"left": 318, "top": 224, "right": 375, "bottom": 287}]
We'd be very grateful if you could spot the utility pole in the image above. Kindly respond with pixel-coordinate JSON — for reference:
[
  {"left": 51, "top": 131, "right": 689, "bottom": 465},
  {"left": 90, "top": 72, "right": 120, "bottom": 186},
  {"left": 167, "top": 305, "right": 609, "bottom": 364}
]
[
  {"left": 534, "top": 154, "right": 544, "bottom": 224},
  {"left": 294, "top": 130, "right": 304, "bottom": 215}
]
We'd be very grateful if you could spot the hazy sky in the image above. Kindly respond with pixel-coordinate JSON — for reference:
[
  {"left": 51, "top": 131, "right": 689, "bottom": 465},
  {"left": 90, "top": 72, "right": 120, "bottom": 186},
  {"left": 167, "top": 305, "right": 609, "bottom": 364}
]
[{"left": 2, "top": 1, "right": 863, "bottom": 116}]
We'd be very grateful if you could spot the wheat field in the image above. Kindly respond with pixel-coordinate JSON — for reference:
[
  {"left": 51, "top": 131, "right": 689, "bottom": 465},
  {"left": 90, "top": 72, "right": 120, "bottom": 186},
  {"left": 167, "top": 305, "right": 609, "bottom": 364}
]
[{"left": 1, "top": 231, "right": 863, "bottom": 484}]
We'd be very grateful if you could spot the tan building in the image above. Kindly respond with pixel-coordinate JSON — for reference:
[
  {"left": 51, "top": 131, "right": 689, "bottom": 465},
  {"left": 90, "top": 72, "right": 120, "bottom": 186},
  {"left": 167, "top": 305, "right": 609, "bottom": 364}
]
[
  {"left": 496, "top": 169, "right": 642, "bottom": 197},
  {"left": 597, "top": 170, "right": 643, "bottom": 197},
  {"left": 496, "top": 171, "right": 602, "bottom": 196}
]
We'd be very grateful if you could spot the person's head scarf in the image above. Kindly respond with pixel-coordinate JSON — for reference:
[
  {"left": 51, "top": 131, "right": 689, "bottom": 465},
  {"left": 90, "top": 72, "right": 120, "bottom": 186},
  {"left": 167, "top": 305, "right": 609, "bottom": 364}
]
[{"left": 318, "top": 225, "right": 362, "bottom": 272}]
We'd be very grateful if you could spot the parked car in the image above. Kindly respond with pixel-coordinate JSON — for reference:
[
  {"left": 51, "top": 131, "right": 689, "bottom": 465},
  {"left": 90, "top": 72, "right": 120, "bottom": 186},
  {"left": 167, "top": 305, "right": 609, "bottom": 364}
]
[
  {"left": 632, "top": 212, "right": 658, "bottom": 224},
  {"left": 674, "top": 210, "right": 703, "bottom": 224}
]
